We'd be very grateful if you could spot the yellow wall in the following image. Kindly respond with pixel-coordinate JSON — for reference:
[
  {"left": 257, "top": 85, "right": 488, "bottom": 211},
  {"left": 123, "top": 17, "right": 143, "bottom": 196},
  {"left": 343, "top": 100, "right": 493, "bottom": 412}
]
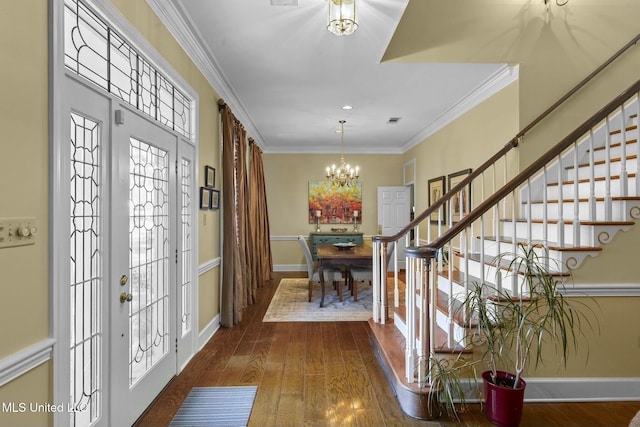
[
  {"left": 403, "top": 80, "right": 520, "bottom": 237},
  {"left": 264, "top": 153, "right": 404, "bottom": 267},
  {"left": 0, "top": 1, "right": 221, "bottom": 425},
  {"left": 0, "top": 2, "right": 50, "bottom": 425}
]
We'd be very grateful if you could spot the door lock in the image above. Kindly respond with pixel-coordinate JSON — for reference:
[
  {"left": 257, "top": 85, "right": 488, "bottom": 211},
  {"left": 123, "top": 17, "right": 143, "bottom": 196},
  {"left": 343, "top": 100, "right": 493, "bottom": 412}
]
[
  {"left": 120, "top": 275, "right": 128, "bottom": 286},
  {"left": 120, "top": 292, "right": 133, "bottom": 303}
]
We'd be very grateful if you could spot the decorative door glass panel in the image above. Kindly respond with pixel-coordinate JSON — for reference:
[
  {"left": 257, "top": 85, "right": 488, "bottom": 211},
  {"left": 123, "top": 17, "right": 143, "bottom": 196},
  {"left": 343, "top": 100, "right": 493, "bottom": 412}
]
[
  {"left": 129, "top": 137, "right": 170, "bottom": 386},
  {"left": 180, "top": 157, "right": 192, "bottom": 336},
  {"left": 69, "top": 112, "right": 102, "bottom": 426}
]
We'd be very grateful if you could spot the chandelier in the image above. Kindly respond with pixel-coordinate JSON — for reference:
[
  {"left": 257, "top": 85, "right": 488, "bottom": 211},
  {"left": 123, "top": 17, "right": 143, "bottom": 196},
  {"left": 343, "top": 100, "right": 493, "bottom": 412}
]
[
  {"left": 325, "top": 120, "right": 360, "bottom": 187},
  {"left": 327, "top": 0, "right": 358, "bottom": 36}
]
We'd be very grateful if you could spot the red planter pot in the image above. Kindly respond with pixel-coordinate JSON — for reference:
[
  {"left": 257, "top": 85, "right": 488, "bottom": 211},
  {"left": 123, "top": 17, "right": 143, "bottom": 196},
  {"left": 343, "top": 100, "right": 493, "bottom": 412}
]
[{"left": 482, "top": 370, "right": 527, "bottom": 427}]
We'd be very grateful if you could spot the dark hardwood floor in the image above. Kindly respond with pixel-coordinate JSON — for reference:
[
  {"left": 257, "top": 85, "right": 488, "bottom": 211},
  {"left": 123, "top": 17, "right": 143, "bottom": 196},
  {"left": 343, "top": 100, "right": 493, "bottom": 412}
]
[{"left": 134, "top": 271, "right": 640, "bottom": 427}]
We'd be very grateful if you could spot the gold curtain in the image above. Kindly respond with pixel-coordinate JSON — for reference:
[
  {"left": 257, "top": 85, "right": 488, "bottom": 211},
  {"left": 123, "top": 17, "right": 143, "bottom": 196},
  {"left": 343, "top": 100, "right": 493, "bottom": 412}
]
[
  {"left": 220, "top": 107, "right": 249, "bottom": 327},
  {"left": 219, "top": 103, "right": 271, "bottom": 327},
  {"left": 249, "top": 143, "right": 273, "bottom": 286}
]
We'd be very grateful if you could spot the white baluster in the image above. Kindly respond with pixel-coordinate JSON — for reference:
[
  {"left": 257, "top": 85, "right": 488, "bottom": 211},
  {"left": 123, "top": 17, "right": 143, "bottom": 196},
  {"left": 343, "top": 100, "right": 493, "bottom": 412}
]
[
  {"left": 635, "top": 92, "right": 640, "bottom": 195},
  {"left": 527, "top": 177, "right": 532, "bottom": 247},
  {"left": 588, "top": 129, "right": 597, "bottom": 222},
  {"left": 605, "top": 117, "right": 613, "bottom": 221},
  {"left": 572, "top": 141, "right": 580, "bottom": 247},
  {"left": 620, "top": 103, "right": 629, "bottom": 196},
  {"left": 405, "top": 256, "right": 415, "bottom": 382},
  {"left": 542, "top": 165, "right": 548, "bottom": 248},
  {"left": 373, "top": 241, "right": 380, "bottom": 323},
  {"left": 557, "top": 154, "right": 565, "bottom": 247}
]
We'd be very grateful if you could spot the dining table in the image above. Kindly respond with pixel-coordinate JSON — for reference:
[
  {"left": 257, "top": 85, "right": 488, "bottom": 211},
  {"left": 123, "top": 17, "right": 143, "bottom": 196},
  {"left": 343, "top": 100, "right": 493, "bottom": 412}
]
[{"left": 316, "top": 242, "right": 372, "bottom": 307}]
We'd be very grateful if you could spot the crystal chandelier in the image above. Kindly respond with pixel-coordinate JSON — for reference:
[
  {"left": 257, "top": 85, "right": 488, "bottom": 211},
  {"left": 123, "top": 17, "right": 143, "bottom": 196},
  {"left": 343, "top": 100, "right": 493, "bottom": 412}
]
[
  {"left": 327, "top": 0, "right": 358, "bottom": 36},
  {"left": 325, "top": 120, "right": 360, "bottom": 187}
]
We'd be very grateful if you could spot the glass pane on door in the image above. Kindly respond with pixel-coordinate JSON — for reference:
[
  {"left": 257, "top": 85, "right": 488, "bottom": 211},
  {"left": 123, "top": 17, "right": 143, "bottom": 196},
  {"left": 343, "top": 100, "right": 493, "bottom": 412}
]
[
  {"left": 69, "top": 112, "right": 102, "bottom": 426},
  {"left": 128, "top": 137, "right": 170, "bottom": 386}
]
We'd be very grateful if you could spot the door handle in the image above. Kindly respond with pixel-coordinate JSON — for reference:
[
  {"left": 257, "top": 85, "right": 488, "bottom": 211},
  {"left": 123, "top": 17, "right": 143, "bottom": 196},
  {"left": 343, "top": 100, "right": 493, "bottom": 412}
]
[{"left": 120, "top": 292, "right": 133, "bottom": 303}]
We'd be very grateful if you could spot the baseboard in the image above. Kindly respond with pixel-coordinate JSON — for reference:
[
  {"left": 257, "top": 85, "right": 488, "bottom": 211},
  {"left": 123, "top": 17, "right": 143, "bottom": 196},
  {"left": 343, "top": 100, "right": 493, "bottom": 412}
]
[
  {"left": 274, "top": 264, "right": 306, "bottom": 272},
  {"left": 452, "top": 377, "right": 640, "bottom": 403},
  {"left": 0, "top": 338, "right": 56, "bottom": 387},
  {"left": 198, "top": 314, "right": 220, "bottom": 351},
  {"left": 524, "top": 377, "right": 640, "bottom": 401}
]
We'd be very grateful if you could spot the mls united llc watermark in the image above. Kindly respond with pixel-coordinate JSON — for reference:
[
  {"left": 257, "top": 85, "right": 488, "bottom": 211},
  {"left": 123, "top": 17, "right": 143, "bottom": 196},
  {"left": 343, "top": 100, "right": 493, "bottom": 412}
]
[{"left": 2, "top": 401, "right": 87, "bottom": 413}]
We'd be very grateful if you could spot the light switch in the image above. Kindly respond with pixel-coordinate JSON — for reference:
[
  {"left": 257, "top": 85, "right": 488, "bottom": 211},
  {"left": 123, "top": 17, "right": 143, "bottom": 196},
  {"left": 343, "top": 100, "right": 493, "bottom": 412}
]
[{"left": 0, "top": 217, "right": 37, "bottom": 249}]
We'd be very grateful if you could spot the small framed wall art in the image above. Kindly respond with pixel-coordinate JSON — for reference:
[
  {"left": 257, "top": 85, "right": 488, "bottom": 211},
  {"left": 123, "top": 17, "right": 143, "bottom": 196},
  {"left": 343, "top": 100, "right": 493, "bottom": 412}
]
[
  {"left": 204, "top": 165, "right": 215, "bottom": 188},
  {"left": 200, "top": 187, "right": 211, "bottom": 210},
  {"left": 448, "top": 168, "right": 472, "bottom": 223},
  {"left": 428, "top": 176, "right": 446, "bottom": 224},
  {"left": 210, "top": 189, "right": 220, "bottom": 210}
]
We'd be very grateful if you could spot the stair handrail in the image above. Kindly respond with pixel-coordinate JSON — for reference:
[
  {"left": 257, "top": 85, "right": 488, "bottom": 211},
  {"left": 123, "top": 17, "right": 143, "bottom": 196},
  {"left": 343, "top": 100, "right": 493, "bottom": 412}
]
[{"left": 373, "top": 32, "right": 640, "bottom": 247}]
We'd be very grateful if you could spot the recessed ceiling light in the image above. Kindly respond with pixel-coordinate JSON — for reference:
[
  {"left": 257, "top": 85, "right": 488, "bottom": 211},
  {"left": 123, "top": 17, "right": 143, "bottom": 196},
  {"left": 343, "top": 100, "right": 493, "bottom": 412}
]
[{"left": 342, "top": 105, "right": 353, "bottom": 110}]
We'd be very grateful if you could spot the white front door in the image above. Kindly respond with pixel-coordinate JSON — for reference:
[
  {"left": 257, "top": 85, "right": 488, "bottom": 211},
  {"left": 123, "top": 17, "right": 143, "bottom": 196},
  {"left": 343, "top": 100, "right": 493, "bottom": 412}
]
[
  {"left": 60, "top": 77, "right": 190, "bottom": 427},
  {"left": 110, "top": 108, "right": 178, "bottom": 426},
  {"left": 377, "top": 186, "right": 411, "bottom": 269}
]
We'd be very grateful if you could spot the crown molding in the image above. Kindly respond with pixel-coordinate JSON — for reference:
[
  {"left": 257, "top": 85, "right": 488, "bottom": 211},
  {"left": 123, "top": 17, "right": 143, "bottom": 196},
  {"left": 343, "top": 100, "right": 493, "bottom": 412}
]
[
  {"left": 402, "top": 64, "right": 519, "bottom": 152},
  {"left": 145, "top": 0, "right": 265, "bottom": 148}
]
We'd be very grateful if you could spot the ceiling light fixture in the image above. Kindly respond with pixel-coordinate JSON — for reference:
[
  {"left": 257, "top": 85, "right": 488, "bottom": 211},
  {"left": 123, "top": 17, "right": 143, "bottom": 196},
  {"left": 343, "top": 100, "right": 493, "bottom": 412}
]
[
  {"left": 327, "top": 0, "right": 358, "bottom": 36},
  {"left": 325, "top": 120, "right": 359, "bottom": 187}
]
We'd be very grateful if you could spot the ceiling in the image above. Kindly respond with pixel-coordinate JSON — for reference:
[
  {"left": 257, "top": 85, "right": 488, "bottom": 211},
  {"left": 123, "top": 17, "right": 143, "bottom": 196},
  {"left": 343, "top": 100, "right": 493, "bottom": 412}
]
[{"left": 155, "top": 0, "right": 514, "bottom": 154}]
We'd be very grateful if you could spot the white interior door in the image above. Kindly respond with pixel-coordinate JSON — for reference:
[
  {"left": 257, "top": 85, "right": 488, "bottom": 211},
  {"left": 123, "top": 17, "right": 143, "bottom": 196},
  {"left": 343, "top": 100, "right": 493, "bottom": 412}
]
[
  {"left": 378, "top": 186, "right": 411, "bottom": 269},
  {"left": 110, "top": 108, "right": 178, "bottom": 426}
]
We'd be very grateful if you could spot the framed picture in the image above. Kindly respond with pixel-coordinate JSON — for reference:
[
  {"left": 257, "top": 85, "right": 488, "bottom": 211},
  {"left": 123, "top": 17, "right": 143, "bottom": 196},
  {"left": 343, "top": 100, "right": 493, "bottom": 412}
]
[
  {"left": 210, "top": 189, "right": 220, "bottom": 210},
  {"left": 204, "top": 166, "right": 215, "bottom": 188},
  {"left": 448, "top": 168, "right": 472, "bottom": 223},
  {"left": 200, "top": 187, "right": 211, "bottom": 210},
  {"left": 428, "top": 176, "right": 446, "bottom": 224},
  {"left": 308, "top": 180, "right": 362, "bottom": 224}
]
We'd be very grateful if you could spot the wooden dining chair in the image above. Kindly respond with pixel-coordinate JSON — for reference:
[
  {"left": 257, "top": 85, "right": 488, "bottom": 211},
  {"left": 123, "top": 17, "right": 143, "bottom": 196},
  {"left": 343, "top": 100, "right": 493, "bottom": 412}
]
[{"left": 298, "top": 236, "right": 345, "bottom": 302}]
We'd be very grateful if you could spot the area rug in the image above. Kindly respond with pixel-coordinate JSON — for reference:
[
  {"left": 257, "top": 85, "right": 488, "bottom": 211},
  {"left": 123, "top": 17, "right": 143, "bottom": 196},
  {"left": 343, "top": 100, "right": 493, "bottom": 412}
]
[
  {"left": 263, "top": 278, "right": 373, "bottom": 322},
  {"left": 169, "top": 386, "right": 257, "bottom": 427}
]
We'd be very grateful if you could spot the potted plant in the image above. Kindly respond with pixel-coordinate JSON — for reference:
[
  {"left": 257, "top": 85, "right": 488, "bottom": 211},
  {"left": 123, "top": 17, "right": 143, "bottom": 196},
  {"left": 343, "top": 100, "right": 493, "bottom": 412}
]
[
  {"left": 420, "top": 352, "right": 479, "bottom": 421},
  {"left": 461, "top": 246, "right": 596, "bottom": 427}
]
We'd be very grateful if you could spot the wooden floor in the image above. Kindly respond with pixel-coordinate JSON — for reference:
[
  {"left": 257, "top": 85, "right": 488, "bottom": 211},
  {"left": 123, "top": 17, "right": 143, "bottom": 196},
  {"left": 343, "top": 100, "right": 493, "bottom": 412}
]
[{"left": 135, "top": 272, "right": 640, "bottom": 427}]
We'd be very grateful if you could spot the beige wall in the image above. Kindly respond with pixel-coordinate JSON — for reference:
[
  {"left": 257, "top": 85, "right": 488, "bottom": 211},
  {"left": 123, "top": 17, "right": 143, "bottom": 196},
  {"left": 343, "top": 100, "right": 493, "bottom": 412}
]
[
  {"left": 264, "top": 153, "right": 404, "bottom": 268},
  {"left": 0, "top": 2, "right": 51, "bottom": 425},
  {"left": 403, "top": 80, "right": 521, "bottom": 237},
  {"left": 0, "top": 1, "right": 221, "bottom": 425}
]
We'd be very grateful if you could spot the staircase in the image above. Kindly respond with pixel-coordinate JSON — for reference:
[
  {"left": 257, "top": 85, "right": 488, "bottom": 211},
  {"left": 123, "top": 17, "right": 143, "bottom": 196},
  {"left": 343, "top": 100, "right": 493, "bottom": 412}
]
[{"left": 368, "top": 81, "right": 640, "bottom": 419}]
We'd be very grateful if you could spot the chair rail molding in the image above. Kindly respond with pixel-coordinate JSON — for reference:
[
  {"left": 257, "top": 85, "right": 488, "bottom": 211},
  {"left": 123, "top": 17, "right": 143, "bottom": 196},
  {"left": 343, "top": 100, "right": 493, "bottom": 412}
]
[{"left": 0, "top": 338, "right": 56, "bottom": 387}]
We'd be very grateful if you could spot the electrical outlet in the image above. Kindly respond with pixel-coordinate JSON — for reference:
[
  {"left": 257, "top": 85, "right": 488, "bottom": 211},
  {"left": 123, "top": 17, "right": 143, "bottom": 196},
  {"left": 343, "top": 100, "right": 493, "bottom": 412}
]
[{"left": 0, "top": 217, "right": 37, "bottom": 249}]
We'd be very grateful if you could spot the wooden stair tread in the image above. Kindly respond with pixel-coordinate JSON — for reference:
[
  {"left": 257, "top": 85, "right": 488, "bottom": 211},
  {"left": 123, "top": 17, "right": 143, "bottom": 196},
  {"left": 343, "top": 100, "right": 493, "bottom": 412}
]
[
  {"left": 368, "top": 318, "right": 434, "bottom": 419},
  {"left": 501, "top": 218, "right": 635, "bottom": 226},
  {"left": 392, "top": 302, "right": 470, "bottom": 353},
  {"left": 547, "top": 173, "right": 637, "bottom": 186},
  {"left": 480, "top": 235, "right": 602, "bottom": 252},
  {"left": 565, "top": 154, "right": 638, "bottom": 169},
  {"left": 463, "top": 252, "right": 571, "bottom": 277},
  {"left": 524, "top": 196, "right": 640, "bottom": 203}
]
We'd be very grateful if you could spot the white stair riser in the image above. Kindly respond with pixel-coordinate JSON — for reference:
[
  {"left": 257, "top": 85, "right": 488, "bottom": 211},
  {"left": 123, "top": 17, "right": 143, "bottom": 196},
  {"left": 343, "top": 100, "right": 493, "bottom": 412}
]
[
  {"left": 546, "top": 177, "right": 637, "bottom": 200},
  {"left": 501, "top": 220, "right": 632, "bottom": 247},
  {"left": 527, "top": 199, "right": 640, "bottom": 222},
  {"left": 459, "top": 259, "right": 530, "bottom": 292},
  {"left": 566, "top": 160, "right": 638, "bottom": 181},
  {"left": 590, "top": 141, "right": 639, "bottom": 164}
]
